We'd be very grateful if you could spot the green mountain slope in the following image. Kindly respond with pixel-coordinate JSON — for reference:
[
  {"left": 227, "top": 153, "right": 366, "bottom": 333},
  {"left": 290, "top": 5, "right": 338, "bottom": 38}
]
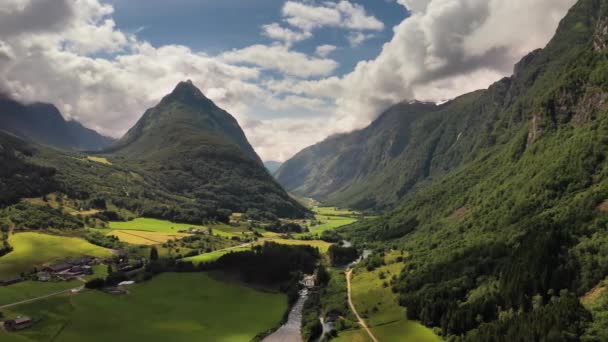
[
  {"left": 106, "top": 80, "right": 307, "bottom": 219},
  {"left": 339, "top": 0, "right": 608, "bottom": 340},
  {"left": 276, "top": 101, "right": 439, "bottom": 210},
  {"left": 0, "top": 97, "right": 113, "bottom": 151}
]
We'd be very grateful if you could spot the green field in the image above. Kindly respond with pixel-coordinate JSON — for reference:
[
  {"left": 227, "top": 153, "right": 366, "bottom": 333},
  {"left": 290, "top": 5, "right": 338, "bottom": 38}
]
[
  {"left": 2, "top": 273, "right": 287, "bottom": 342},
  {"left": 0, "top": 281, "right": 81, "bottom": 306},
  {"left": 182, "top": 247, "right": 251, "bottom": 264},
  {"left": 0, "top": 233, "right": 113, "bottom": 278},
  {"left": 341, "top": 251, "right": 442, "bottom": 342},
  {"left": 308, "top": 215, "right": 357, "bottom": 235},
  {"left": 109, "top": 218, "right": 237, "bottom": 238},
  {"left": 314, "top": 207, "right": 358, "bottom": 216}
]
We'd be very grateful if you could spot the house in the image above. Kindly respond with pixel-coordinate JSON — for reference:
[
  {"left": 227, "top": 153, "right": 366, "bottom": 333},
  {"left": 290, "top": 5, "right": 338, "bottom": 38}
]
[
  {"left": 43, "top": 263, "right": 72, "bottom": 274},
  {"left": 69, "top": 256, "right": 95, "bottom": 266},
  {"left": 36, "top": 273, "right": 51, "bottom": 282},
  {"left": 4, "top": 316, "right": 33, "bottom": 331},
  {"left": 0, "top": 277, "right": 23, "bottom": 286}
]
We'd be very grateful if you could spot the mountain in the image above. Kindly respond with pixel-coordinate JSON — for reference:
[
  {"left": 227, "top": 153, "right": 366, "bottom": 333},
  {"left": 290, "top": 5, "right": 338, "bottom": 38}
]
[
  {"left": 264, "top": 161, "right": 282, "bottom": 174},
  {"left": 0, "top": 97, "right": 113, "bottom": 151},
  {"left": 276, "top": 101, "right": 439, "bottom": 210},
  {"left": 337, "top": 0, "right": 608, "bottom": 339},
  {"left": 107, "top": 80, "right": 308, "bottom": 219}
]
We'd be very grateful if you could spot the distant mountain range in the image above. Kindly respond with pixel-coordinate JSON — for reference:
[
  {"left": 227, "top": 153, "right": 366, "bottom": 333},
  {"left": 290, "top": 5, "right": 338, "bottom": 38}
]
[{"left": 0, "top": 97, "right": 113, "bottom": 151}]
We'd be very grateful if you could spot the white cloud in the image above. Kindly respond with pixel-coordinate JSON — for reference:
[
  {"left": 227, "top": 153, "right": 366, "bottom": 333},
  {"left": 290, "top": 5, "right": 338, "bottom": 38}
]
[
  {"left": 347, "top": 32, "right": 374, "bottom": 47},
  {"left": 261, "top": 23, "right": 312, "bottom": 46},
  {"left": 286, "top": 0, "right": 578, "bottom": 140},
  {"left": 315, "top": 44, "right": 337, "bottom": 57},
  {"left": 221, "top": 44, "right": 338, "bottom": 78},
  {"left": 282, "top": 1, "right": 384, "bottom": 32}
]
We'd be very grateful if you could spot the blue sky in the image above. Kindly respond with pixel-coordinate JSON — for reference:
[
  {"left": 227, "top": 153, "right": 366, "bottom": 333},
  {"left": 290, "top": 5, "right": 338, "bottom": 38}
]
[{"left": 107, "top": 0, "right": 407, "bottom": 76}]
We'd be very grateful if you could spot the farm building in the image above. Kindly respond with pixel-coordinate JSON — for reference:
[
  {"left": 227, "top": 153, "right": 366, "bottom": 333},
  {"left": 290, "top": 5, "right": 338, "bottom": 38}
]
[
  {"left": 43, "top": 263, "right": 72, "bottom": 273},
  {"left": 4, "top": 316, "right": 33, "bottom": 331}
]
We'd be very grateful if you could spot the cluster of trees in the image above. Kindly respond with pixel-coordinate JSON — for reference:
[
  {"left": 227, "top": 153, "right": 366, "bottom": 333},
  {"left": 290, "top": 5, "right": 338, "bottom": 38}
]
[
  {"left": 209, "top": 242, "right": 319, "bottom": 284},
  {"left": 0, "top": 222, "right": 12, "bottom": 257},
  {"left": 328, "top": 245, "right": 359, "bottom": 266},
  {"left": 265, "top": 221, "right": 308, "bottom": 234},
  {"left": 3, "top": 203, "right": 84, "bottom": 231},
  {"left": 0, "top": 133, "right": 58, "bottom": 208}
]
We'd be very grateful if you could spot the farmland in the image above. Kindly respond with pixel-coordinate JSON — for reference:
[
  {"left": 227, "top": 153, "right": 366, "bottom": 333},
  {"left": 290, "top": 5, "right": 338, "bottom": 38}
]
[
  {"left": 108, "top": 218, "right": 238, "bottom": 238},
  {"left": 2, "top": 273, "right": 287, "bottom": 342},
  {"left": 106, "top": 229, "right": 189, "bottom": 246},
  {"left": 0, "top": 233, "right": 113, "bottom": 279}
]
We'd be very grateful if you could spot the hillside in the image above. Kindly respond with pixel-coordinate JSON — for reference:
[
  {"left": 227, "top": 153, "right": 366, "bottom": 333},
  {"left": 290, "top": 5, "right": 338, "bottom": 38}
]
[
  {"left": 106, "top": 80, "right": 307, "bottom": 219},
  {"left": 0, "top": 97, "right": 113, "bottom": 151},
  {"left": 338, "top": 0, "right": 608, "bottom": 340},
  {"left": 276, "top": 101, "right": 439, "bottom": 210}
]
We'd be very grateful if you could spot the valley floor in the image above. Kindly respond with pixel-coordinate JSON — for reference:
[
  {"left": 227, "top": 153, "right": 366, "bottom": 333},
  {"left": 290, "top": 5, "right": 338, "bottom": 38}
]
[{"left": 0, "top": 273, "right": 287, "bottom": 342}]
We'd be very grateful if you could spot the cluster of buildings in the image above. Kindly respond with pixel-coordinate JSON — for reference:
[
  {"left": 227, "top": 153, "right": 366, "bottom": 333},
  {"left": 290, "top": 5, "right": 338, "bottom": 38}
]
[
  {"left": 37, "top": 256, "right": 96, "bottom": 281},
  {"left": 178, "top": 227, "right": 211, "bottom": 235}
]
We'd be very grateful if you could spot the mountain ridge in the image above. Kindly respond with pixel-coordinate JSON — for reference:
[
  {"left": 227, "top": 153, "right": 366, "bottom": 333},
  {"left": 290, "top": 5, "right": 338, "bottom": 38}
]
[{"left": 0, "top": 97, "right": 114, "bottom": 151}]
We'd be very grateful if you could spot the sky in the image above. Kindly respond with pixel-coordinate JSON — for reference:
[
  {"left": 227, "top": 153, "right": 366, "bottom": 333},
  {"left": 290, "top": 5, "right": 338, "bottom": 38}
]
[{"left": 0, "top": 0, "right": 578, "bottom": 161}]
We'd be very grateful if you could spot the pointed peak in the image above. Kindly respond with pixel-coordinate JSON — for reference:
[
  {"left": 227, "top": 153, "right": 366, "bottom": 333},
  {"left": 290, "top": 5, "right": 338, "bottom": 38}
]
[{"left": 166, "top": 80, "right": 211, "bottom": 104}]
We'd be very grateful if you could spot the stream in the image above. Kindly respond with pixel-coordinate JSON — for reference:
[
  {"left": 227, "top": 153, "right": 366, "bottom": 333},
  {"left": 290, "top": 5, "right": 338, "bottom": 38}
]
[
  {"left": 263, "top": 242, "right": 372, "bottom": 342},
  {"left": 263, "top": 284, "right": 311, "bottom": 342}
]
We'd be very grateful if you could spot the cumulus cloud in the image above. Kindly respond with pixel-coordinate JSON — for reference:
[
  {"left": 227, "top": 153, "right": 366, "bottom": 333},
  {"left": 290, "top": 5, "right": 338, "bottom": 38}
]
[
  {"left": 221, "top": 44, "right": 338, "bottom": 78},
  {"left": 315, "top": 44, "right": 337, "bottom": 57},
  {"left": 290, "top": 0, "right": 577, "bottom": 136},
  {"left": 347, "top": 32, "right": 374, "bottom": 47},
  {"left": 261, "top": 23, "right": 312, "bottom": 46},
  {"left": 282, "top": 1, "right": 384, "bottom": 32}
]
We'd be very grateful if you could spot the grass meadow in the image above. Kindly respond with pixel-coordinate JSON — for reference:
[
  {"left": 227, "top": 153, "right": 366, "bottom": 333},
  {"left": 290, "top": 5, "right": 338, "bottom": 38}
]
[
  {"left": 0, "top": 233, "right": 112, "bottom": 278},
  {"left": 0, "top": 281, "right": 81, "bottom": 306},
  {"left": 108, "top": 218, "right": 237, "bottom": 238},
  {"left": 336, "top": 251, "right": 442, "bottom": 342},
  {"left": 2, "top": 273, "right": 287, "bottom": 342}
]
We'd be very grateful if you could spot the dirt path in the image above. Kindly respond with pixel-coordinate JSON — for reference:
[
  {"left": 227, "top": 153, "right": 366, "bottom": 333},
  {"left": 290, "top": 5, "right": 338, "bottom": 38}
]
[
  {"left": 346, "top": 269, "right": 379, "bottom": 342},
  {"left": 0, "top": 285, "right": 83, "bottom": 309}
]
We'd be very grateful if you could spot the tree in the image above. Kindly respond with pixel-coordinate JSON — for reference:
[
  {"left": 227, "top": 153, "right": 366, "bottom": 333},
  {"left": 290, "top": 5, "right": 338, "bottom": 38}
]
[
  {"left": 150, "top": 246, "right": 159, "bottom": 261},
  {"left": 85, "top": 278, "right": 105, "bottom": 289}
]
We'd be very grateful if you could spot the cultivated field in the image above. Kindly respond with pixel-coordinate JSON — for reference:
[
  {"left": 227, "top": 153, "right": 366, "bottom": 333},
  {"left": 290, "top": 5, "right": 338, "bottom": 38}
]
[
  {"left": 106, "top": 230, "right": 189, "bottom": 246},
  {"left": 0, "top": 233, "right": 113, "bottom": 279},
  {"left": 109, "top": 218, "right": 237, "bottom": 238},
  {"left": 264, "top": 238, "right": 333, "bottom": 253},
  {"left": 2, "top": 273, "right": 287, "bottom": 342}
]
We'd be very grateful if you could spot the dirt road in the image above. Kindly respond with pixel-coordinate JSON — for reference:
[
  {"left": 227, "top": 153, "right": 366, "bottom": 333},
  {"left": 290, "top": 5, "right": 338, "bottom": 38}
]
[{"left": 346, "top": 269, "right": 379, "bottom": 342}]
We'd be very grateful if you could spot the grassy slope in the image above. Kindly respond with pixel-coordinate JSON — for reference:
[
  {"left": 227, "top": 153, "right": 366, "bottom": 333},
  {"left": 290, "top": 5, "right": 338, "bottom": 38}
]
[
  {"left": 0, "top": 233, "right": 112, "bottom": 278},
  {"left": 2, "top": 273, "right": 287, "bottom": 342},
  {"left": 337, "top": 252, "right": 441, "bottom": 342},
  {"left": 0, "top": 281, "right": 81, "bottom": 306},
  {"left": 183, "top": 247, "right": 251, "bottom": 264}
]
